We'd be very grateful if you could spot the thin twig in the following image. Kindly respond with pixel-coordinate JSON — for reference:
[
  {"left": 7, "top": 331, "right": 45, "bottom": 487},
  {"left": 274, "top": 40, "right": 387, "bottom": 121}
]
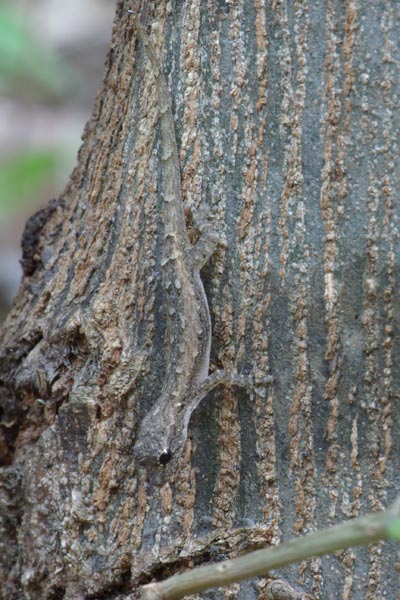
[{"left": 140, "top": 494, "right": 400, "bottom": 599}]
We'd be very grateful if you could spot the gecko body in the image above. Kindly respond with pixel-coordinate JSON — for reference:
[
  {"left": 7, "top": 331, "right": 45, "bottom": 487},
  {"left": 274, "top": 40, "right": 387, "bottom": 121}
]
[{"left": 131, "top": 17, "right": 271, "bottom": 468}]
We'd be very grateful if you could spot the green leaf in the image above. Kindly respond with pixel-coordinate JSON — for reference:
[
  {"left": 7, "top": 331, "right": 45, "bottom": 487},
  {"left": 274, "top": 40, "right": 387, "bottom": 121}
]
[
  {"left": 0, "top": 5, "right": 78, "bottom": 100},
  {"left": 0, "top": 151, "right": 61, "bottom": 219},
  {"left": 387, "top": 517, "right": 400, "bottom": 540}
]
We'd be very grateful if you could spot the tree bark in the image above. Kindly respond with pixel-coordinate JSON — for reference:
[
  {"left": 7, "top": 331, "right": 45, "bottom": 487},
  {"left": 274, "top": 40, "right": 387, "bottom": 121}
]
[{"left": 1, "top": 1, "right": 399, "bottom": 599}]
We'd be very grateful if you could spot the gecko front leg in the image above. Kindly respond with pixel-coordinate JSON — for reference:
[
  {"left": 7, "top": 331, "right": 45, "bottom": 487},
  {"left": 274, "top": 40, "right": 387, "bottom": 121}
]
[{"left": 134, "top": 369, "right": 272, "bottom": 468}]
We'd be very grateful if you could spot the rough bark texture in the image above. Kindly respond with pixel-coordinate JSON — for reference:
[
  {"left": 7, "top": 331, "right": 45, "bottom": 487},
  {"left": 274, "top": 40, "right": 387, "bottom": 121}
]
[{"left": 0, "top": 1, "right": 399, "bottom": 599}]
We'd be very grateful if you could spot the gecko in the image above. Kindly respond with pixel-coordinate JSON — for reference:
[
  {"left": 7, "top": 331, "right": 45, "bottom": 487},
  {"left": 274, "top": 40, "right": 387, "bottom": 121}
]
[{"left": 130, "top": 15, "right": 272, "bottom": 469}]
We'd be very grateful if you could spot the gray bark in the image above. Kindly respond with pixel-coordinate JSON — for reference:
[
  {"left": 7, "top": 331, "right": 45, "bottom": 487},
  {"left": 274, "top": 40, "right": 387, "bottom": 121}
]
[{"left": 0, "top": 1, "right": 399, "bottom": 598}]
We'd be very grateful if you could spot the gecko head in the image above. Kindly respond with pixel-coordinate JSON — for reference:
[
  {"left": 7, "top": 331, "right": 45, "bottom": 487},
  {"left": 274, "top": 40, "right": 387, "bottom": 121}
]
[
  {"left": 134, "top": 439, "right": 174, "bottom": 468},
  {"left": 133, "top": 420, "right": 180, "bottom": 468},
  {"left": 158, "top": 448, "right": 173, "bottom": 465},
  {"left": 133, "top": 399, "right": 190, "bottom": 470}
]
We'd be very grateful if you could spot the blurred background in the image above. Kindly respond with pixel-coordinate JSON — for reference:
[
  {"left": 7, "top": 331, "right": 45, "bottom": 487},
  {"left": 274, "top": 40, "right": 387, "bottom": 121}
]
[{"left": 0, "top": 0, "right": 115, "bottom": 321}]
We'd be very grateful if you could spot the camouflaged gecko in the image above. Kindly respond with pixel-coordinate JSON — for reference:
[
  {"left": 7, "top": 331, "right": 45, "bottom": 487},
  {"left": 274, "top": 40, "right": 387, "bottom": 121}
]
[{"left": 130, "top": 15, "right": 271, "bottom": 469}]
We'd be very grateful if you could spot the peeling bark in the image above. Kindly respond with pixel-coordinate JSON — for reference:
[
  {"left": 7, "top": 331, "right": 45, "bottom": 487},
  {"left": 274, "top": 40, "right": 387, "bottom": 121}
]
[{"left": 1, "top": 1, "right": 399, "bottom": 599}]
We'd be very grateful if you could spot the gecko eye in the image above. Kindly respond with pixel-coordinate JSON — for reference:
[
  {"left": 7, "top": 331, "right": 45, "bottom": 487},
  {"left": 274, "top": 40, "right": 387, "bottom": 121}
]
[{"left": 159, "top": 449, "right": 173, "bottom": 465}]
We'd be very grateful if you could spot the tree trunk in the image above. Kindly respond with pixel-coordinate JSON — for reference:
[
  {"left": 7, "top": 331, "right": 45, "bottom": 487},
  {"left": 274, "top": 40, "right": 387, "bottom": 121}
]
[{"left": 1, "top": 2, "right": 399, "bottom": 598}]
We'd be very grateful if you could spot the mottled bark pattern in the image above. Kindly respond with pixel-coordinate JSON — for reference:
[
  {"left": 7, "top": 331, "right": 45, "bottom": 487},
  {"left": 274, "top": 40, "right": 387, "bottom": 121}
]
[{"left": 0, "top": 1, "right": 399, "bottom": 599}]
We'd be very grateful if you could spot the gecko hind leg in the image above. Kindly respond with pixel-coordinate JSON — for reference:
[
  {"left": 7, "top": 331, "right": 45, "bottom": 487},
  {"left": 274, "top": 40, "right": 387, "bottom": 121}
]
[{"left": 190, "top": 224, "right": 221, "bottom": 270}]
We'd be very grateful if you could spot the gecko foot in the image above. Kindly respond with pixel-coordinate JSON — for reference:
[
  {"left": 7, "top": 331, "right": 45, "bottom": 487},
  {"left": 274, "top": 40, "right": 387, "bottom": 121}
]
[
  {"left": 204, "top": 369, "right": 273, "bottom": 390},
  {"left": 265, "top": 579, "right": 311, "bottom": 599}
]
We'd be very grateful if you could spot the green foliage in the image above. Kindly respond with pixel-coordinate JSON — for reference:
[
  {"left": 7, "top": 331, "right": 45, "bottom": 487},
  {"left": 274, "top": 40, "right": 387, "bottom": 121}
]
[
  {"left": 0, "top": 151, "right": 60, "bottom": 220},
  {"left": 0, "top": 5, "right": 78, "bottom": 100},
  {"left": 387, "top": 516, "right": 400, "bottom": 540},
  {"left": 0, "top": 5, "right": 76, "bottom": 218}
]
